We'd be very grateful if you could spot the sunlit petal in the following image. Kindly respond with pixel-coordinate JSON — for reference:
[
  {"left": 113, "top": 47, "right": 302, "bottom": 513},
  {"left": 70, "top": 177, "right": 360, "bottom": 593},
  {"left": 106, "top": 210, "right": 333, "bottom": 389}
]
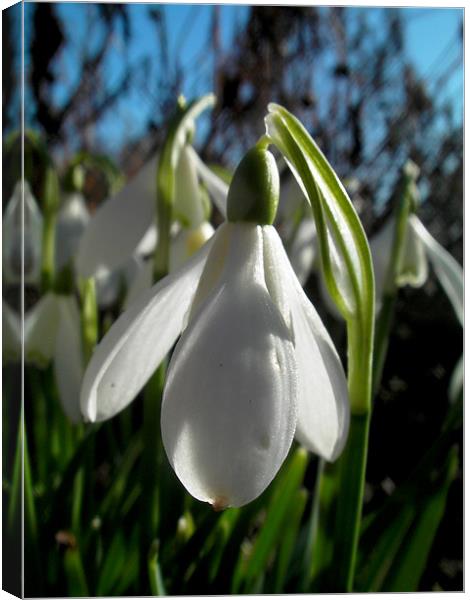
[
  {"left": 25, "top": 293, "right": 61, "bottom": 368},
  {"left": 263, "top": 226, "right": 349, "bottom": 461},
  {"left": 76, "top": 155, "right": 158, "bottom": 277},
  {"left": 3, "top": 181, "right": 43, "bottom": 285},
  {"left": 186, "top": 146, "right": 228, "bottom": 217},
  {"left": 169, "top": 222, "right": 214, "bottom": 272},
  {"left": 162, "top": 223, "right": 297, "bottom": 508},
  {"left": 3, "top": 302, "right": 21, "bottom": 363},
  {"left": 410, "top": 215, "right": 463, "bottom": 325},
  {"left": 80, "top": 237, "right": 214, "bottom": 422},
  {"left": 56, "top": 192, "right": 90, "bottom": 271},
  {"left": 54, "top": 296, "right": 83, "bottom": 423},
  {"left": 174, "top": 146, "right": 206, "bottom": 227}
]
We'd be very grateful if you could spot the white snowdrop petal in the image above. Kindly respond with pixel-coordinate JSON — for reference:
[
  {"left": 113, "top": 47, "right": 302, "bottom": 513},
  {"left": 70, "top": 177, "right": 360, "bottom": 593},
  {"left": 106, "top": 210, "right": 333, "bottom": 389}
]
[
  {"left": 174, "top": 146, "right": 206, "bottom": 228},
  {"left": 410, "top": 215, "right": 463, "bottom": 325},
  {"left": 80, "top": 238, "right": 214, "bottom": 423},
  {"left": 123, "top": 259, "right": 154, "bottom": 309},
  {"left": 54, "top": 296, "right": 83, "bottom": 423},
  {"left": 76, "top": 156, "right": 158, "bottom": 278},
  {"left": 263, "top": 226, "right": 349, "bottom": 461},
  {"left": 56, "top": 193, "right": 90, "bottom": 271},
  {"left": 169, "top": 222, "right": 215, "bottom": 273},
  {"left": 24, "top": 293, "right": 61, "bottom": 368},
  {"left": 3, "top": 302, "right": 21, "bottom": 363},
  {"left": 162, "top": 224, "right": 297, "bottom": 508},
  {"left": 398, "top": 220, "right": 428, "bottom": 288},
  {"left": 186, "top": 146, "right": 228, "bottom": 217},
  {"left": 3, "top": 181, "right": 43, "bottom": 286},
  {"left": 135, "top": 224, "right": 158, "bottom": 257}
]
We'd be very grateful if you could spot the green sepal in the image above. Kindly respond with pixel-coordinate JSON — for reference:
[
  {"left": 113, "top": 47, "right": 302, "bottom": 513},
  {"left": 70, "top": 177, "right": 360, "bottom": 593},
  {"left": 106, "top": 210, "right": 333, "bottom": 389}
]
[{"left": 227, "top": 147, "right": 279, "bottom": 225}]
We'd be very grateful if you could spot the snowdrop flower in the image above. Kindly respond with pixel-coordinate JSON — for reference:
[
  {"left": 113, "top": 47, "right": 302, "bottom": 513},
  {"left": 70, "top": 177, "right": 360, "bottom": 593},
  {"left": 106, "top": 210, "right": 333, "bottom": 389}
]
[
  {"left": 24, "top": 293, "right": 61, "bottom": 367},
  {"left": 81, "top": 147, "right": 349, "bottom": 509},
  {"left": 55, "top": 192, "right": 90, "bottom": 271},
  {"left": 124, "top": 147, "right": 222, "bottom": 306},
  {"left": 23, "top": 292, "right": 84, "bottom": 422},
  {"left": 53, "top": 295, "right": 84, "bottom": 423},
  {"left": 3, "top": 181, "right": 43, "bottom": 286},
  {"left": 75, "top": 146, "right": 228, "bottom": 279},
  {"left": 370, "top": 215, "right": 428, "bottom": 304},
  {"left": 3, "top": 302, "right": 21, "bottom": 363}
]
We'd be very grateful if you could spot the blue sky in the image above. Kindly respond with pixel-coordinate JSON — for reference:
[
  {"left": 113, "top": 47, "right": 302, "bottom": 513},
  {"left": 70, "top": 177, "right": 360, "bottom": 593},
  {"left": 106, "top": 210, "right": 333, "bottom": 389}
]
[{"left": 23, "top": 4, "right": 463, "bottom": 157}]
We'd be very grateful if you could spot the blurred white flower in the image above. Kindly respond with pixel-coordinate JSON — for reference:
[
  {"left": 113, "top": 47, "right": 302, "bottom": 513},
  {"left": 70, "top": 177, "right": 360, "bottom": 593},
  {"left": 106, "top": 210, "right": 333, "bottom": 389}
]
[
  {"left": 24, "top": 292, "right": 83, "bottom": 423},
  {"left": 409, "top": 215, "right": 463, "bottom": 326},
  {"left": 81, "top": 221, "right": 349, "bottom": 509},
  {"left": 3, "top": 181, "right": 43, "bottom": 286},
  {"left": 3, "top": 302, "right": 21, "bottom": 363},
  {"left": 55, "top": 192, "right": 90, "bottom": 271},
  {"left": 370, "top": 216, "right": 428, "bottom": 304},
  {"left": 53, "top": 295, "right": 84, "bottom": 423},
  {"left": 75, "top": 146, "right": 228, "bottom": 279},
  {"left": 24, "top": 293, "right": 61, "bottom": 368}
]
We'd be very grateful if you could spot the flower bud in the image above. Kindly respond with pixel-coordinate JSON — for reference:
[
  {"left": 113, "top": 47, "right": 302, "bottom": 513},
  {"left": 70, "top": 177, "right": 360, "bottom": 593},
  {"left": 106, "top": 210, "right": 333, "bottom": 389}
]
[{"left": 227, "top": 147, "right": 279, "bottom": 225}]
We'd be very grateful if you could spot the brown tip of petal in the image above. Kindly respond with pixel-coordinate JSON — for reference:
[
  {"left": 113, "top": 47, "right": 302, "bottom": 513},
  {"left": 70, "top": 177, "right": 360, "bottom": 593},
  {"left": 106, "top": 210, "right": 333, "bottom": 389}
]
[{"left": 211, "top": 496, "right": 229, "bottom": 512}]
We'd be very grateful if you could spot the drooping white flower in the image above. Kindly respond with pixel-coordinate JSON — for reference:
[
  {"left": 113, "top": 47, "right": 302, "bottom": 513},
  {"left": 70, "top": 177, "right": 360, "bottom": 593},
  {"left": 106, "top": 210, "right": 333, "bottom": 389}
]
[
  {"left": 75, "top": 147, "right": 228, "bottom": 279},
  {"left": 370, "top": 215, "right": 428, "bottom": 303},
  {"left": 169, "top": 221, "right": 215, "bottom": 272},
  {"left": 55, "top": 192, "right": 90, "bottom": 271},
  {"left": 24, "top": 293, "right": 62, "bottom": 368},
  {"left": 408, "top": 215, "right": 463, "bottom": 326},
  {"left": 3, "top": 181, "right": 43, "bottom": 286},
  {"left": 3, "top": 302, "right": 21, "bottom": 363},
  {"left": 53, "top": 295, "right": 84, "bottom": 423},
  {"left": 80, "top": 147, "right": 349, "bottom": 509},
  {"left": 23, "top": 292, "right": 84, "bottom": 422}
]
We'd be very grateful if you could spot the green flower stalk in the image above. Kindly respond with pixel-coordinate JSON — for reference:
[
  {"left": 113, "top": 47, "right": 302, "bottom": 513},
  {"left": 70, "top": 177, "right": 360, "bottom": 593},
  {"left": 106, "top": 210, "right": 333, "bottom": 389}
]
[
  {"left": 153, "top": 93, "right": 216, "bottom": 281},
  {"left": 41, "top": 165, "right": 61, "bottom": 292},
  {"left": 372, "top": 161, "right": 420, "bottom": 393}
]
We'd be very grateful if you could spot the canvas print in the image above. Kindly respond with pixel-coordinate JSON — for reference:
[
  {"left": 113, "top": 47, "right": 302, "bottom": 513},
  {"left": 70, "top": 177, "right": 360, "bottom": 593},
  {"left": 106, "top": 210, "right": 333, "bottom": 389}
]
[{"left": 2, "top": 3, "right": 463, "bottom": 596}]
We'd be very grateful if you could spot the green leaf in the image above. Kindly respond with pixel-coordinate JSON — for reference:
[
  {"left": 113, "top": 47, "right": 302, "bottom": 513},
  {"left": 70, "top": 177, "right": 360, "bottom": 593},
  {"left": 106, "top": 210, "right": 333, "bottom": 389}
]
[
  {"left": 272, "top": 487, "right": 308, "bottom": 593},
  {"left": 235, "top": 447, "right": 308, "bottom": 593},
  {"left": 356, "top": 415, "right": 460, "bottom": 592},
  {"left": 7, "top": 413, "right": 22, "bottom": 532},
  {"left": 64, "top": 547, "right": 89, "bottom": 597},
  {"left": 148, "top": 541, "right": 167, "bottom": 596},
  {"left": 381, "top": 447, "right": 458, "bottom": 592}
]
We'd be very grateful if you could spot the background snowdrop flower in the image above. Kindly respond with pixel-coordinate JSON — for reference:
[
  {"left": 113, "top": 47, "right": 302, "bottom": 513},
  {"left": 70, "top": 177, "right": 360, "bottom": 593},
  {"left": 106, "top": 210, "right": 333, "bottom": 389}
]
[
  {"left": 24, "top": 293, "right": 62, "bottom": 367},
  {"left": 169, "top": 221, "right": 215, "bottom": 272},
  {"left": 23, "top": 291, "right": 85, "bottom": 421},
  {"left": 75, "top": 146, "right": 228, "bottom": 279},
  {"left": 76, "top": 155, "right": 159, "bottom": 278},
  {"left": 370, "top": 215, "right": 428, "bottom": 303},
  {"left": 81, "top": 146, "right": 349, "bottom": 509},
  {"left": 53, "top": 295, "right": 84, "bottom": 423},
  {"left": 3, "top": 302, "right": 21, "bottom": 363},
  {"left": 55, "top": 191, "right": 90, "bottom": 271},
  {"left": 3, "top": 180, "right": 43, "bottom": 286}
]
